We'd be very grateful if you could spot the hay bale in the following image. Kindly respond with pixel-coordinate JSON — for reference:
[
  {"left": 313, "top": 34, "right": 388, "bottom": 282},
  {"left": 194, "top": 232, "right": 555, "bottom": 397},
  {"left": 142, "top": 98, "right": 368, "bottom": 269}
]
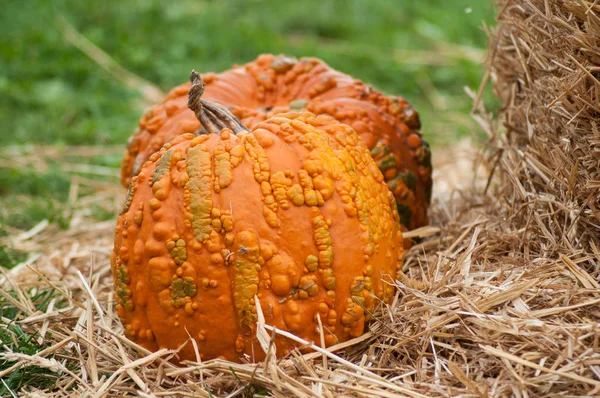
[{"left": 487, "top": 0, "right": 600, "bottom": 267}]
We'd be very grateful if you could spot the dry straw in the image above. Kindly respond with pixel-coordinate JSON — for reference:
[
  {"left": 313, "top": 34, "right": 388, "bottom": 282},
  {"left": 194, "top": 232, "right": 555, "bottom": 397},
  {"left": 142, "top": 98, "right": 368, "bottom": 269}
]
[
  {"left": 484, "top": 0, "right": 600, "bottom": 263},
  {"left": 2, "top": 0, "right": 600, "bottom": 396}
]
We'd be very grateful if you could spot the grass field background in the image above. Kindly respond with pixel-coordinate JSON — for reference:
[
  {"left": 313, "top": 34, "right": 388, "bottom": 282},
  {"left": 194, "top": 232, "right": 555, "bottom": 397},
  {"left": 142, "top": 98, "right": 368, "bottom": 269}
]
[{"left": 0, "top": 0, "right": 495, "bottom": 263}]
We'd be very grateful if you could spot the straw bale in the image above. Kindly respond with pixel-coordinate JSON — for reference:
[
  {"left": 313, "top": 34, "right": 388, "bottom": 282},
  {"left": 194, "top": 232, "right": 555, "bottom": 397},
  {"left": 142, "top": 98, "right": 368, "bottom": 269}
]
[{"left": 486, "top": 0, "right": 600, "bottom": 268}]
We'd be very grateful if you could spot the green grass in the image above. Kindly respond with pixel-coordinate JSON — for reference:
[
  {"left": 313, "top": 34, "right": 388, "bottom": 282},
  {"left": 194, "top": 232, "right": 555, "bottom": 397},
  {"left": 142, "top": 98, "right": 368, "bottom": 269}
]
[
  {"left": 0, "top": 0, "right": 496, "bottom": 232},
  {"left": 0, "top": 288, "right": 70, "bottom": 396},
  {"left": 1, "top": 0, "right": 494, "bottom": 146}
]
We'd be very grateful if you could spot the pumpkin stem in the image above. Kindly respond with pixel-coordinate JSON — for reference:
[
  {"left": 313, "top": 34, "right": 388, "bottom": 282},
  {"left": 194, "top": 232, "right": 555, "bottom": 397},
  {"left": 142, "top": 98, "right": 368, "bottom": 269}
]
[{"left": 188, "top": 70, "right": 250, "bottom": 135}]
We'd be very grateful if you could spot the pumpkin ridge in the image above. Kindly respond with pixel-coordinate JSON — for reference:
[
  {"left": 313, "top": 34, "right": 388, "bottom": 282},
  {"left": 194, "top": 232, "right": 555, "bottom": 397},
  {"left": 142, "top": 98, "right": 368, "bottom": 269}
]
[{"left": 186, "top": 142, "right": 214, "bottom": 244}]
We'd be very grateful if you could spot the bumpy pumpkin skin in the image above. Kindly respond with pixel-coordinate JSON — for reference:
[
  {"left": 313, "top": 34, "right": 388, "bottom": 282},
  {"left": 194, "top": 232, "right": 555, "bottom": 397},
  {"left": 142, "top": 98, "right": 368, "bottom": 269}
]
[
  {"left": 112, "top": 108, "right": 403, "bottom": 362},
  {"left": 120, "top": 54, "right": 432, "bottom": 230}
]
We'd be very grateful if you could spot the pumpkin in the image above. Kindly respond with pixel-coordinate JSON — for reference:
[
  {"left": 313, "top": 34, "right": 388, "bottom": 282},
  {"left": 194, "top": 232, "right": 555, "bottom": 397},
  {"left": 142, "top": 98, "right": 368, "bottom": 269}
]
[
  {"left": 111, "top": 71, "right": 403, "bottom": 362},
  {"left": 120, "top": 54, "right": 432, "bottom": 231}
]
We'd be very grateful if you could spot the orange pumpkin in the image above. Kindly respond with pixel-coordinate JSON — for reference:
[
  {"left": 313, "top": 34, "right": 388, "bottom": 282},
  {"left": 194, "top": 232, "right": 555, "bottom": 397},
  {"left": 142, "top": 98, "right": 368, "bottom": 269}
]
[
  {"left": 111, "top": 72, "right": 403, "bottom": 362},
  {"left": 120, "top": 54, "right": 432, "bottom": 231}
]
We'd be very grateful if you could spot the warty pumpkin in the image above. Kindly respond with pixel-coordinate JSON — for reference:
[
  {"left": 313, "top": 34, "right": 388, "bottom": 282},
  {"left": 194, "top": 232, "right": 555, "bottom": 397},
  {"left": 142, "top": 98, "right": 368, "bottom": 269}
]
[
  {"left": 120, "top": 54, "right": 432, "bottom": 231},
  {"left": 111, "top": 71, "right": 404, "bottom": 362}
]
